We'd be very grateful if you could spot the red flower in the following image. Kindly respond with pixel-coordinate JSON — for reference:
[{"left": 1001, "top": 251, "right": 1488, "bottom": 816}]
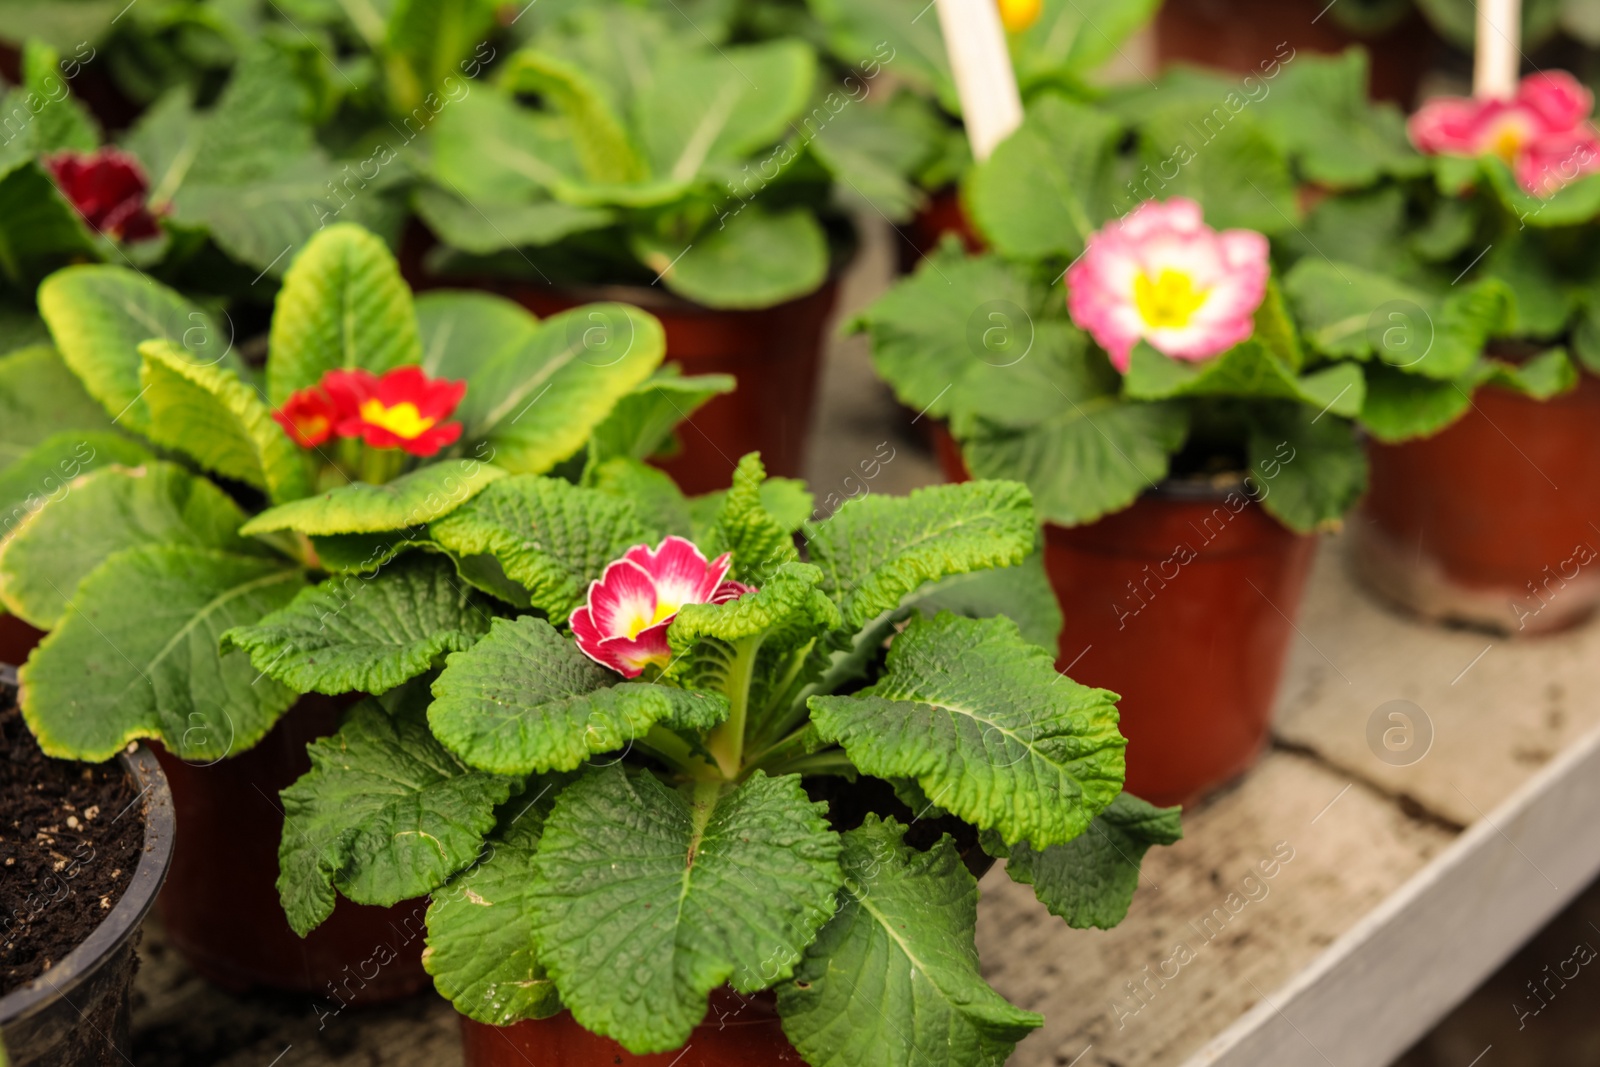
[
  {"left": 324, "top": 366, "right": 467, "bottom": 457},
  {"left": 45, "top": 149, "right": 162, "bottom": 241},
  {"left": 272, "top": 386, "right": 342, "bottom": 448},
  {"left": 569, "top": 537, "right": 750, "bottom": 678}
]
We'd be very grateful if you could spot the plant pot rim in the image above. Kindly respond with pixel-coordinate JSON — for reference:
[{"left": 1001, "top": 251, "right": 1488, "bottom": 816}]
[{"left": 0, "top": 663, "right": 175, "bottom": 1029}]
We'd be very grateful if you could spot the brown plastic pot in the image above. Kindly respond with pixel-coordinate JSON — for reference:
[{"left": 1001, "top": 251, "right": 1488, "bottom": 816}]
[
  {"left": 934, "top": 426, "right": 1316, "bottom": 807},
  {"left": 150, "top": 693, "right": 431, "bottom": 1007},
  {"left": 897, "top": 186, "right": 984, "bottom": 273},
  {"left": 461, "top": 991, "right": 807, "bottom": 1067},
  {"left": 1353, "top": 372, "right": 1600, "bottom": 635},
  {"left": 1154, "top": 0, "right": 1436, "bottom": 106},
  {"left": 0, "top": 667, "right": 176, "bottom": 1067},
  {"left": 0, "top": 614, "right": 42, "bottom": 670}
]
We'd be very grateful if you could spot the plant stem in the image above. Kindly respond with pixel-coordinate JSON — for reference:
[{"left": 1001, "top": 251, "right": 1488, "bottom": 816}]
[
  {"left": 637, "top": 723, "right": 721, "bottom": 781},
  {"left": 705, "top": 635, "right": 761, "bottom": 779},
  {"left": 358, "top": 446, "right": 404, "bottom": 485}
]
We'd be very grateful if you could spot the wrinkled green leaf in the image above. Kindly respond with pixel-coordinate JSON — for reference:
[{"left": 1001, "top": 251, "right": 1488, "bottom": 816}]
[
  {"left": 430, "top": 615, "right": 728, "bottom": 775},
  {"left": 531, "top": 766, "right": 841, "bottom": 1053},
  {"left": 810, "top": 613, "right": 1125, "bottom": 847},
  {"left": 279, "top": 694, "right": 517, "bottom": 936},
  {"left": 221, "top": 555, "right": 497, "bottom": 695}
]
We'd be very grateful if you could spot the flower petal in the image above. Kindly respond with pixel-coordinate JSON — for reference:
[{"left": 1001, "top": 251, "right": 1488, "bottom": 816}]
[
  {"left": 1519, "top": 71, "right": 1593, "bottom": 133},
  {"left": 588, "top": 559, "right": 660, "bottom": 641}
]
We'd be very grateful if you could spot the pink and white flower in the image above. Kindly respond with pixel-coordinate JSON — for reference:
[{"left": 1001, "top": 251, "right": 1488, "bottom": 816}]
[
  {"left": 1065, "top": 198, "right": 1269, "bottom": 372},
  {"left": 569, "top": 536, "right": 753, "bottom": 678},
  {"left": 1408, "top": 71, "right": 1600, "bottom": 196}
]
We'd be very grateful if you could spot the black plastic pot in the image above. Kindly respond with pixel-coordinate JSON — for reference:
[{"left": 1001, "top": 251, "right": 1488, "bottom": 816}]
[{"left": 0, "top": 665, "right": 176, "bottom": 1067}]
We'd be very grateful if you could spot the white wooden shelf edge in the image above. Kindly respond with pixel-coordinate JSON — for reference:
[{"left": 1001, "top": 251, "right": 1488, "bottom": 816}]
[{"left": 1183, "top": 719, "right": 1600, "bottom": 1067}]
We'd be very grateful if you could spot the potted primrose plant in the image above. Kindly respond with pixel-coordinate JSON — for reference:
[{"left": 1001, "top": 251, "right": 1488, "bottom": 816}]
[
  {"left": 0, "top": 665, "right": 175, "bottom": 1067},
  {"left": 216, "top": 448, "right": 1181, "bottom": 1066},
  {"left": 803, "top": 0, "right": 1165, "bottom": 267},
  {"left": 852, "top": 90, "right": 1370, "bottom": 807},
  {"left": 1281, "top": 69, "right": 1600, "bottom": 634},
  {"left": 0, "top": 220, "right": 712, "bottom": 1002},
  {"left": 408, "top": 1, "right": 934, "bottom": 493}
]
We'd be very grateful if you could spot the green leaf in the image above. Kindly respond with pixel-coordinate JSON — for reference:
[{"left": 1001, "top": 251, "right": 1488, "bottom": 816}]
[
  {"left": 240, "top": 460, "right": 506, "bottom": 536},
  {"left": 221, "top": 555, "right": 497, "bottom": 696},
  {"left": 808, "top": 91, "right": 943, "bottom": 221},
  {"left": 531, "top": 766, "right": 841, "bottom": 1053},
  {"left": 1133, "top": 104, "right": 1297, "bottom": 235},
  {"left": 466, "top": 304, "right": 666, "bottom": 474},
  {"left": 1482, "top": 231, "right": 1576, "bottom": 339},
  {"left": 1251, "top": 49, "right": 1425, "bottom": 186},
  {"left": 634, "top": 206, "right": 829, "bottom": 310},
  {"left": 1124, "top": 340, "right": 1366, "bottom": 417},
  {"left": 0, "top": 345, "right": 115, "bottom": 467},
  {"left": 424, "top": 790, "right": 564, "bottom": 1026},
  {"left": 698, "top": 454, "right": 797, "bottom": 584},
  {"left": 265, "top": 222, "right": 422, "bottom": 407},
  {"left": 1481, "top": 155, "right": 1600, "bottom": 228},
  {"left": 382, "top": 0, "right": 498, "bottom": 113},
  {"left": 907, "top": 551, "right": 1062, "bottom": 652},
  {"left": 411, "top": 186, "right": 613, "bottom": 254},
  {"left": 810, "top": 612, "right": 1126, "bottom": 847},
  {"left": 310, "top": 531, "right": 437, "bottom": 574},
  {"left": 0, "top": 462, "right": 261, "bottom": 630},
  {"left": 1248, "top": 405, "right": 1367, "bottom": 533},
  {"left": 37, "top": 265, "right": 230, "bottom": 435},
  {"left": 1360, "top": 350, "right": 1578, "bottom": 442},
  {"left": 667, "top": 563, "right": 843, "bottom": 674},
  {"left": 425, "top": 87, "right": 585, "bottom": 203},
  {"left": 0, "top": 160, "right": 96, "bottom": 289},
  {"left": 777, "top": 815, "right": 1042, "bottom": 1067},
  {"left": 20, "top": 39, "right": 97, "bottom": 152},
  {"left": 0, "top": 432, "right": 151, "bottom": 545},
  {"left": 19, "top": 545, "right": 304, "bottom": 761},
  {"left": 635, "top": 40, "right": 816, "bottom": 180},
  {"left": 429, "top": 475, "right": 653, "bottom": 617},
  {"left": 587, "top": 458, "right": 695, "bottom": 541},
  {"left": 1013, "top": 0, "right": 1160, "bottom": 86},
  {"left": 497, "top": 50, "right": 646, "bottom": 184},
  {"left": 278, "top": 694, "right": 517, "bottom": 937},
  {"left": 968, "top": 94, "right": 1121, "bottom": 261},
  {"left": 429, "top": 615, "right": 728, "bottom": 775},
  {"left": 415, "top": 288, "right": 540, "bottom": 391},
  {"left": 1284, "top": 259, "right": 1512, "bottom": 381},
  {"left": 853, "top": 248, "right": 1045, "bottom": 422},
  {"left": 586, "top": 372, "right": 736, "bottom": 467},
  {"left": 138, "top": 340, "right": 314, "bottom": 504},
  {"left": 807, "top": 0, "right": 955, "bottom": 111},
  {"left": 804, "top": 480, "right": 1036, "bottom": 630},
  {"left": 999, "top": 792, "right": 1181, "bottom": 930},
  {"left": 689, "top": 477, "right": 816, "bottom": 540}
]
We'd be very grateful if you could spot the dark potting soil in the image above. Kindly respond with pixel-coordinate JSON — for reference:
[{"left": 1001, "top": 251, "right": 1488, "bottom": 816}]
[{"left": 1, "top": 686, "right": 141, "bottom": 996}]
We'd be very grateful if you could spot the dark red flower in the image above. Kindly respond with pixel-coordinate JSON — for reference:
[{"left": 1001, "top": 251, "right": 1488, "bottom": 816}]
[
  {"left": 272, "top": 386, "right": 343, "bottom": 448},
  {"left": 324, "top": 366, "right": 467, "bottom": 457},
  {"left": 45, "top": 148, "right": 162, "bottom": 241}
]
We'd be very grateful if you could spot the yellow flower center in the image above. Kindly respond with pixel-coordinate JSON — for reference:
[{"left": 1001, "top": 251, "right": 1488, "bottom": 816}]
[
  {"left": 623, "top": 598, "right": 680, "bottom": 640},
  {"left": 1491, "top": 126, "right": 1524, "bottom": 164},
  {"left": 359, "top": 399, "right": 436, "bottom": 440},
  {"left": 1134, "top": 269, "right": 1209, "bottom": 329},
  {"left": 997, "top": 0, "right": 1041, "bottom": 32}
]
